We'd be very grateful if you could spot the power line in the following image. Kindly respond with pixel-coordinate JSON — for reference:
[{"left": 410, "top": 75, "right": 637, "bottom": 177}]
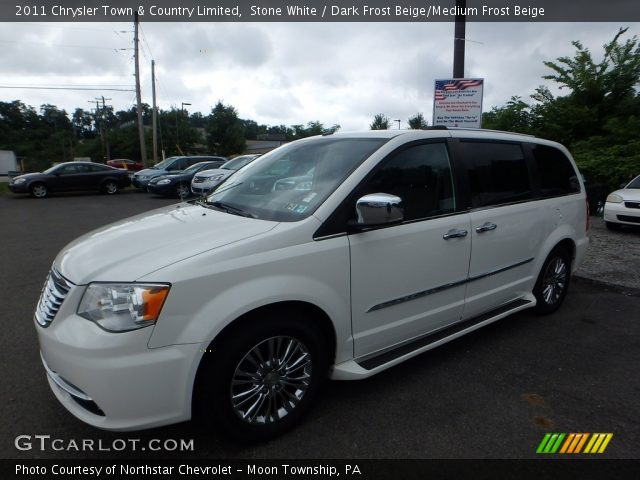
[{"left": 0, "top": 85, "right": 134, "bottom": 91}]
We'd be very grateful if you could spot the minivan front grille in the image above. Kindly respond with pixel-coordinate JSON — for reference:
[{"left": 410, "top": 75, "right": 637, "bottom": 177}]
[{"left": 35, "top": 269, "right": 73, "bottom": 327}]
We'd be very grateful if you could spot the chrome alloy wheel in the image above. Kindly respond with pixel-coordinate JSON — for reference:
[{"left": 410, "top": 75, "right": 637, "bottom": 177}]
[
  {"left": 31, "top": 184, "right": 47, "bottom": 198},
  {"left": 541, "top": 257, "right": 568, "bottom": 305},
  {"left": 177, "top": 183, "right": 190, "bottom": 199},
  {"left": 230, "top": 336, "right": 312, "bottom": 425}
]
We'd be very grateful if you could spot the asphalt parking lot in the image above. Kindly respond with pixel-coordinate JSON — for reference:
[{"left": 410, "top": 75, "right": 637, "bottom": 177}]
[{"left": 1, "top": 190, "right": 639, "bottom": 460}]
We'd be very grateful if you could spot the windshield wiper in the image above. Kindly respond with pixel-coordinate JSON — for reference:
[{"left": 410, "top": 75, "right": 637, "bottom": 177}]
[{"left": 207, "top": 201, "right": 255, "bottom": 218}]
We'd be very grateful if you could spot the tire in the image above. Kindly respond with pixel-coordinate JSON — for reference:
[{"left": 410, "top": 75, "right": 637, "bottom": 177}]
[
  {"left": 194, "top": 313, "right": 329, "bottom": 443},
  {"left": 176, "top": 183, "right": 190, "bottom": 199},
  {"left": 30, "top": 183, "right": 48, "bottom": 198},
  {"left": 605, "top": 221, "right": 621, "bottom": 231},
  {"left": 533, "top": 247, "right": 571, "bottom": 315},
  {"left": 102, "top": 181, "right": 118, "bottom": 195}
]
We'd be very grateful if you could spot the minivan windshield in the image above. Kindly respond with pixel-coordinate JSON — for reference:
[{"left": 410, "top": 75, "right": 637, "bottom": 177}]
[{"left": 203, "top": 137, "right": 388, "bottom": 221}]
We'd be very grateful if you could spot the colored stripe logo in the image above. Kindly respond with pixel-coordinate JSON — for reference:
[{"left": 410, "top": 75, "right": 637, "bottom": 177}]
[{"left": 537, "top": 433, "right": 613, "bottom": 454}]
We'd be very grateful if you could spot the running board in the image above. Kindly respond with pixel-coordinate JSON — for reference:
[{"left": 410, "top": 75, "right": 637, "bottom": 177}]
[{"left": 356, "top": 298, "right": 532, "bottom": 371}]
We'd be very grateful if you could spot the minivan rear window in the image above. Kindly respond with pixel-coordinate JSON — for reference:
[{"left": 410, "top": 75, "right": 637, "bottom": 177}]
[{"left": 530, "top": 144, "right": 581, "bottom": 196}]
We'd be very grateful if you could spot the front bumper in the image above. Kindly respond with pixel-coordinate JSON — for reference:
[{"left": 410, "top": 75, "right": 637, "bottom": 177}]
[
  {"left": 8, "top": 182, "right": 28, "bottom": 193},
  {"left": 604, "top": 201, "right": 640, "bottom": 225},
  {"left": 132, "top": 177, "right": 151, "bottom": 189},
  {"left": 191, "top": 181, "right": 221, "bottom": 196},
  {"left": 148, "top": 183, "right": 177, "bottom": 196},
  {"left": 36, "top": 285, "right": 203, "bottom": 431}
]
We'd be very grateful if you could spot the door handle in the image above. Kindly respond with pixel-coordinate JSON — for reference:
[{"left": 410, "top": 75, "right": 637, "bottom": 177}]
[
  {"left": 443, "top": 228, "right": 468, "bottom": 240},
  {"left": 475, "top": 222, "right": 497, "bottom": 233}
]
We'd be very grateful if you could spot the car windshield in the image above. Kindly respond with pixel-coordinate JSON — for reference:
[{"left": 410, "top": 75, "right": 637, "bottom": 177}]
[
  {"left": 203, "top": 137, "right": 388, "bottom": 222},
  {"left": 152, "top": 157, "right": 178, "bottom": 169},
  {"left": 221, "top": 156, "right": 255, "bottom": 171},
  {"left": 626, "top": 176, "right": 640, "bottom": 189},
  {"left": 43, "top": 164, "right": 61, "bottom": 174},
  {"left": 184, "top": 162, "right": 210, "bottom": 174}
]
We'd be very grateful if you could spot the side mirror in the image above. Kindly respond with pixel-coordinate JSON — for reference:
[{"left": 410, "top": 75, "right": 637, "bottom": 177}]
[{"left": 353, "top": 193, "right": 404, "bottom": 227}]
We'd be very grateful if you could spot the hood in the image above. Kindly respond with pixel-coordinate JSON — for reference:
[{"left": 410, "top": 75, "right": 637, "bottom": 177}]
[
  {"left": 613, "top": 188, "right": 640, "bottom": 201},
  {"left": 194, "top": 168, "right": 232, "bottom": 179},
  {"left": 55, "top": 203, "right": 277, "bottom": 284},
  {"left": 134, "top": 168, "right": 164, "bottom": 177},
  {"left": 12, "top": 172, "right": 45, "bottom": 181}
]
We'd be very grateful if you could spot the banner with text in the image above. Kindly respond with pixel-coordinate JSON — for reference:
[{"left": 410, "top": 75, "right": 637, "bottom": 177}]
[{"left": 433, "top": 78, "right": 484, "bottom": 128}]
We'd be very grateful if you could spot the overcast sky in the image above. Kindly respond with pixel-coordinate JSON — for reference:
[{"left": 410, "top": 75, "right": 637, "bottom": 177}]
[{"left": 1, "top": 21, "right": 638, "bottom": 130}]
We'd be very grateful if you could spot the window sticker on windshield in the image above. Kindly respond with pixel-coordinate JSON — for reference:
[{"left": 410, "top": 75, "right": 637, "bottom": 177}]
[
  {"left": 285, "top": 203, "right": 308, "bottom": 213},
  {"left": 302, "top": 192, "right": 317, "bottom": 203}
]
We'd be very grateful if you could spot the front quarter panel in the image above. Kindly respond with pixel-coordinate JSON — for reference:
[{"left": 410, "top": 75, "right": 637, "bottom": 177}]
[{"left": 144, "top": 220, "right": 353, "bottom": 363}]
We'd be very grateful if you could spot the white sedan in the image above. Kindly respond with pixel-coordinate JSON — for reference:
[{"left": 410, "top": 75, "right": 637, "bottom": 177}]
[
  {"left": 603, "top": 174, "right": 640, "bottom": 230},
  {"left": 190, "top": 155, "right": 259, "bottom": 196}
]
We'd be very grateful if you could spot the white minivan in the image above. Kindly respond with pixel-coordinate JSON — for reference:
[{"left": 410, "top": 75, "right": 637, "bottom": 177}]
[{"left": 35, "top": 129, "right": 589, "bottom": 441}]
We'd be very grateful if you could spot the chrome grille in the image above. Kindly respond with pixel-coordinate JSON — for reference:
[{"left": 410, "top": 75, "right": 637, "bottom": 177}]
[{"left": 35, "top": 269, "right": 73, "bottom": 327}]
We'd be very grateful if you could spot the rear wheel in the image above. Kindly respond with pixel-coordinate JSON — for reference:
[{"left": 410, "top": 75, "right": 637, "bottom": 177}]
[
  {"left": 194, "top": 313, "right": 329, "bottom": 443},
  {"left": 30, "top": 183, "right": 48, "bottom": 198},
  {"left": 533, "top": 247, "right": 571, "bottom": 315}
]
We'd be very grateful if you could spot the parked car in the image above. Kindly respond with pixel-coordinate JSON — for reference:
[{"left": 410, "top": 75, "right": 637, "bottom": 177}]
[
  {"left": 603, "top": 174, "right": 640, "bottom": 229},
  {"left": 106, "top": 159, "right": 144, "bottom": 171},
  {"left": 190, "top": 155, "right": 259, "bottom": 196},
  {"left": 8, "top": 162, "right": 130, "bottom": 198},
  {"left": 147, "top": 161, "right": 225, "bottom": 198},
  {"left": 34, "top": 129, "right": 588, "bottom": 442},
  {"left": 132, "top": 156, "right": 227, "bottom": 189}
]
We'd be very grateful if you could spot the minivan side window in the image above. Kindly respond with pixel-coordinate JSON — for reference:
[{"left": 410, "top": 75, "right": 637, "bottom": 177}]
[
  {"left": 460, "top": 141, "right": 531, "bottom": 208},
  {"left": 530, "top": 144, "right": 581, "bottom": 196},
  {"left": 359, "top": 143, "right": 456, "bottom": 221}
]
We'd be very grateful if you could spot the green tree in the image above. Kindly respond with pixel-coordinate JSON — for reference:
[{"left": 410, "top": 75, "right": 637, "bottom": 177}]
[
  {"left": 206, "top": 102, "right": 246, "bottom": 157},
  {"left": 370, "top": 113, "right": 390, "bottom": 130},
  {"left": 482, "top": 96, "right": 533, "bottom": 134},
  {"left": 407, "top": 113, "right": 428, "bottom": 129}
]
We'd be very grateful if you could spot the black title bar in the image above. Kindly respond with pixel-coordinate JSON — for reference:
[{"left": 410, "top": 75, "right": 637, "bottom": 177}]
[{"left": 4, "top": 0, "right": 640, "bottom": 22}]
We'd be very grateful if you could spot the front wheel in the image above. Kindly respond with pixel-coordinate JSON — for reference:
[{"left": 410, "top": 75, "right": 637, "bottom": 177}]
[
  {"left": 176, "top": 183, "right": 190, "bottom": 199},
  {"left": 102, "top": 181, "right": 118, "bottom": 195},
  {"left": 194, "top": 315, "right": 329, "bottom": 443},
  {"left": 533, "top": 247, "right": 571, "bottom": 315},
  {"left": 30, "top": 183, "right": 48, "bottom": 198}
]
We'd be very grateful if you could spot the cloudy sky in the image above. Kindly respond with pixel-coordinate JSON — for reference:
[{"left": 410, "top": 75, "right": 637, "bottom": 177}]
[{"left": 1, "top": 21, "right": 638, "bottom": 130}]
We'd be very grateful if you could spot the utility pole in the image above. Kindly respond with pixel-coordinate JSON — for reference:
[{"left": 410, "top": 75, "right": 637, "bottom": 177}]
[
  {"left": 134, "top": 12, "right": 148, "bottom": 167},
  {"left": 151, "top": 59, "right": 158, "bottom": 165},
  {"left": 96, "top": 96, "right": 112, "bottom": 161},
  {"left": 90, "top": 100, "right": 105, "bottom": 162},
  {"left": 453, "top": 0, "right": 466, "bottom": 78}
]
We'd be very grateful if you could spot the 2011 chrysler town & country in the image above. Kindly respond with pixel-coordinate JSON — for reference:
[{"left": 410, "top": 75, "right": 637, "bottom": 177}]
[{"left": 35, "top": 128, "right": 589, "bottom": 441}]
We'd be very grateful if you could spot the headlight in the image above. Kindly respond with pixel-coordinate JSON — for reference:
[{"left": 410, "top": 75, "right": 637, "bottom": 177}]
[
  {"left": 78, "top": 283, "right": 170, "bottom": 332},
  {"left": 606, "top": 193, "right": 623, "bottom": 203},
  {"left": 208, "top": 174, "right": 224, "bottom": 182},
  {"left": 157, "top": 178, "right": 171, "bottom": 185},
  {"left": 13, "top": 178, "right": 26, "bottom": 184}
]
